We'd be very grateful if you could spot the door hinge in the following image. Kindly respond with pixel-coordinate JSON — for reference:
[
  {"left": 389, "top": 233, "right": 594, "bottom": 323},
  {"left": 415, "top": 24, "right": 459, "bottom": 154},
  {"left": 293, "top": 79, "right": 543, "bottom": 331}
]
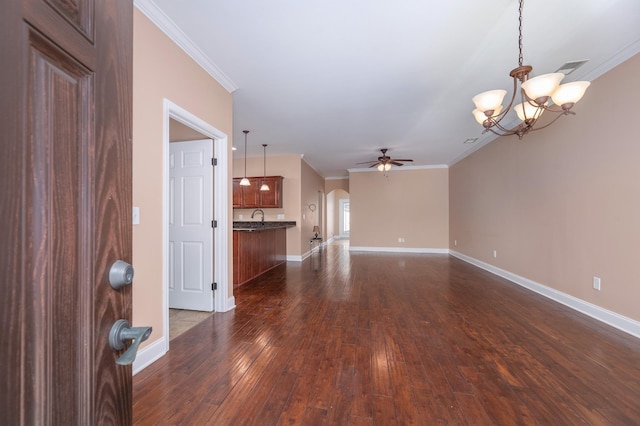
[
  {"left": 211, "top": 220, "right": 217, "bottom": 228},
  {"left": 212, "top": 158, "right": 217, "bottom": 166},
  {"left": 212, "top": 282, "right": 217, "bottom": 291}
]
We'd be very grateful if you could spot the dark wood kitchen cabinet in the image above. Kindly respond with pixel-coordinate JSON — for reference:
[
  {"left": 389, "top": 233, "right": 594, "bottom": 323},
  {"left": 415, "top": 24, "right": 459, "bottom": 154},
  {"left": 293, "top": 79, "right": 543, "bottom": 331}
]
[
  {"left": 233, "top": 227, "right": 287, "bottom": 287},
  {"left": 233, "top": 176, "right": 283, "bottom": 208}
]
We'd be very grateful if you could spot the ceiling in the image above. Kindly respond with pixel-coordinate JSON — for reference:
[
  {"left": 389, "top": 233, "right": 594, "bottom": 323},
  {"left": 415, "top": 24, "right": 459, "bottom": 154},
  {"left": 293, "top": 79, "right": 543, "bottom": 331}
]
[{"left": 141, "top": 0, "right": 640, "bottom": 178}]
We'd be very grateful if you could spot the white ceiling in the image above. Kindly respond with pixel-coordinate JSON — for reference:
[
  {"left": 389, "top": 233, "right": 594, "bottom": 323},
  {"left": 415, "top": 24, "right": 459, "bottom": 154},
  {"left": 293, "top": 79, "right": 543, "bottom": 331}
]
[{"left": 142, "top": 0, "right": 640, "bottom": 178}]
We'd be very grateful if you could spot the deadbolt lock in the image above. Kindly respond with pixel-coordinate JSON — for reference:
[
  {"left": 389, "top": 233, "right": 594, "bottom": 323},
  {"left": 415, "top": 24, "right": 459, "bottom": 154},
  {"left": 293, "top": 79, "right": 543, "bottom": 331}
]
[{"left": 109, "top": 260, "right": 134, "bottom": 289}]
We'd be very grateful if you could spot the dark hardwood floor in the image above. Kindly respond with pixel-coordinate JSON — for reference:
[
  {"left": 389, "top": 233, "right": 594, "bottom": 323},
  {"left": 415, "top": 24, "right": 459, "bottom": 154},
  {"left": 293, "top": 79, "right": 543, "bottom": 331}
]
[{"left": 133, "top": 241, "right": 640, "bottom": 425}]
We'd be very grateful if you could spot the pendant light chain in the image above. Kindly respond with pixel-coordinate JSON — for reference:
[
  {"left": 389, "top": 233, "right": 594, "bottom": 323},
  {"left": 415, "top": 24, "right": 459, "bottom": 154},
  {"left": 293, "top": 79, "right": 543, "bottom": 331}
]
[
  {"left": 518, "top": 0, "right": 524, "bottom": 68},
  {"left": 243, "top": 130, "right": 248, "bottom": 178},
  {"left": 260, "top": 143, "right": 270, "bottom": 191},
  {"left": 240, "top": 130, "right": 250, "bottom": 186},
  {"left": 263, "top": 145, "right": 267, "bottom": 178}
]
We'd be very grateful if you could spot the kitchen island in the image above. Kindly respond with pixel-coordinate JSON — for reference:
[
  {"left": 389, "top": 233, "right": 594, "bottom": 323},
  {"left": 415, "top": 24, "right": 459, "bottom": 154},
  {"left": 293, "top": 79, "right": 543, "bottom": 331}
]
[{"left": 233, "top": 221, "right": 296, "bottom": 287}]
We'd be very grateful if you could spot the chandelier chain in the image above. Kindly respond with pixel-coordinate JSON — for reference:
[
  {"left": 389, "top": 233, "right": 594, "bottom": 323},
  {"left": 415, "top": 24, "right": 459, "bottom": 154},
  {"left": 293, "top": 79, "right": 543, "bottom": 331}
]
[{"left": 518, "top": 0, "right": 524, "bottom": 67}]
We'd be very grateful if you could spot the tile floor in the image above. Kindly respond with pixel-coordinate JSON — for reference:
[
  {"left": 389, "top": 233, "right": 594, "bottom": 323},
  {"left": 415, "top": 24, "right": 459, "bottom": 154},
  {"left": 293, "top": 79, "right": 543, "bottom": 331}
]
[{"left": 169, "top": 308, "right": 214, "bottom": 340}]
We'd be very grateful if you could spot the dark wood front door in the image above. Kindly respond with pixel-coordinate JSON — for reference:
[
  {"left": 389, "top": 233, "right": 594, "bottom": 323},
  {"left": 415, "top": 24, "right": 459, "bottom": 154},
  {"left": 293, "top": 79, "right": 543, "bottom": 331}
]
[{"left": 1, "top": 0, "right": 133, "bottom": 424}]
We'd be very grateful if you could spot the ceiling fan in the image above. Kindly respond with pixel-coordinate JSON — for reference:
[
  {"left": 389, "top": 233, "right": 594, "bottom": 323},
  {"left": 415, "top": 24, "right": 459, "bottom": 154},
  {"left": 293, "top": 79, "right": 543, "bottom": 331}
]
[{"left": 357, "top": 148, "right": 413, "bottom": 171}]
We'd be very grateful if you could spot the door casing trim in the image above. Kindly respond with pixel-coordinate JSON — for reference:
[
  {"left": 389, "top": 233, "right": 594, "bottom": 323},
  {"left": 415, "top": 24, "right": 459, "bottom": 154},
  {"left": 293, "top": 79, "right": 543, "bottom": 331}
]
[{"left": 161, "top": 99, "right": 234, "bottom": 351}]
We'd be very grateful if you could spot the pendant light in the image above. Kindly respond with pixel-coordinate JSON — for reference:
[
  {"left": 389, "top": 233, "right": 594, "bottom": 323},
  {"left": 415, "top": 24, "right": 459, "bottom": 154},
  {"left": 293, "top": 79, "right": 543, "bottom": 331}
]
[
  {"left": 260, "top": 144, "right": 270, "bottom": 191},
  {"left": 240, "top": 130, "right": 250, "bottom": 186}
]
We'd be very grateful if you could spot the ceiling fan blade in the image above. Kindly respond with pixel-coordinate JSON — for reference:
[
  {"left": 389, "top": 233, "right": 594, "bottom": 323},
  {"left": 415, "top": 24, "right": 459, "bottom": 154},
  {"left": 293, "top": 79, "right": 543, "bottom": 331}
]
[{"left": 358, "top": 149, "right": 414, "bottom": 168}]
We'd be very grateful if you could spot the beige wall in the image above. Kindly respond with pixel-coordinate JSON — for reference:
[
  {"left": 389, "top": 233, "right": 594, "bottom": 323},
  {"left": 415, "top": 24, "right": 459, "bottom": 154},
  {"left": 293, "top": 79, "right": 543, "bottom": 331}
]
[
  {"left": 325, "top": 177, "right": 349, "bottom": 194},
  {"left": 450, "top": 53, "right": 640, "bottom": 322},
  {"left": 349, "top": 168, "right": 449, "bottom": 249},
  {"left": 301, "top": 159, "right": 326, "bottom": 251},
  {"left": 132, "top": 10, "right": 233, "bottom": 344},
  {"left": 233, "top": 154, "right": 303, "bottom": 256}
]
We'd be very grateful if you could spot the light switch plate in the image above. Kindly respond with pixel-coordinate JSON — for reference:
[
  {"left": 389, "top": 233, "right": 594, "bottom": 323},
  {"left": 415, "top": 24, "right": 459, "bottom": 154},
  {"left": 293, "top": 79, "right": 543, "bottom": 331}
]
[
  {"left": 132, "top": 207, "right": 140, "bottom": 225},
  {"left": 593, "top": 276, "right": 601, "bottom": 290}
]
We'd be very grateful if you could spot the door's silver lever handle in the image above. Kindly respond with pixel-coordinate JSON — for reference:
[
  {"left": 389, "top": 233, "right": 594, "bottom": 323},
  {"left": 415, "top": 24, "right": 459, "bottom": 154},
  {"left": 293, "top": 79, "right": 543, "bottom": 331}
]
[{"left": 109, "top": 319, "right": 152, "bottom": 366}]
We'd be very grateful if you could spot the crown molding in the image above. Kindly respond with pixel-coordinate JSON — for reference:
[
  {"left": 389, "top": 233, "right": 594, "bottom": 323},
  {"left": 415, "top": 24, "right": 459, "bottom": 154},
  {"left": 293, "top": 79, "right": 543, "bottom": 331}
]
[
  {"left": 301, "top": 156, "right": 325, "bottom": 179},
  {"left": 134, "top": 0, "right": 238, "bottom": 93},
  {"left": 347, "top": 164, "right": 448, "bottom": 173},
  {"left": 583, "top": 37, "right": 640, "bottom": 82}
]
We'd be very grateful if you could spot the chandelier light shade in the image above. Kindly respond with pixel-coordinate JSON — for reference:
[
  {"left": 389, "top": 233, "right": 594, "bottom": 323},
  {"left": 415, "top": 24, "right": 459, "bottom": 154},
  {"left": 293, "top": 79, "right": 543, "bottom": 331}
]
[
  {"left": 472, "top": 90, "right": 506, "bottom": 114},
  {"left": 260, "top": 143, "right": 270, "bottom": 191},
  {"left": 472, "top": 105, "right": 503, "bottom": 125},
  {"left": 520, "top": 73, "right": 564, "bottom": 101},
  {"left": 514, "top": 100, "right": 546, "bottom": 122},
  {"left": 551, "top": 81, "right": 591, "bottom": 106},
  {"left": 240, "top": 130, "right": 250, "bottom": 186},
  {"left": 471, "top": 0, "right": 590, "bottom": 139}
]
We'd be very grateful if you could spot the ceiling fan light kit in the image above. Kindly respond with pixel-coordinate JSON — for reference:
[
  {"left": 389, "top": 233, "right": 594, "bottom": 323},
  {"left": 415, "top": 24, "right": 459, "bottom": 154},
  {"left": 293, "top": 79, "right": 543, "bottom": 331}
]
[{"left": 471, "top": 0, "right": 590, "bottom": 139}]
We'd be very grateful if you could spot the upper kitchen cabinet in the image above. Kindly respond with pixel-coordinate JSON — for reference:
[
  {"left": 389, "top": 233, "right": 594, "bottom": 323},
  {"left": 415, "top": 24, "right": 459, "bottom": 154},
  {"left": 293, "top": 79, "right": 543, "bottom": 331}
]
[{"left": 233, "top": 176, "right": 283, "bottom": 208}]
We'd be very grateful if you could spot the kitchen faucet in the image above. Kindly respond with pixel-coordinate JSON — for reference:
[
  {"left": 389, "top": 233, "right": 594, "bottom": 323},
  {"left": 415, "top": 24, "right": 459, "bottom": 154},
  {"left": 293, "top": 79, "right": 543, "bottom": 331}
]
[{"left": 251, "top": 209, "right": 265, "bottom": 222}]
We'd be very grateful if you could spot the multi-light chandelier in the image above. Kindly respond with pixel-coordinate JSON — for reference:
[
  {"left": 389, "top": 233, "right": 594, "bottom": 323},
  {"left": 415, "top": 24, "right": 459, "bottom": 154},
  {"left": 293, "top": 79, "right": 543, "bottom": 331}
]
[{"left": 472, "top": 0, "right": 590, "bottom": 139}]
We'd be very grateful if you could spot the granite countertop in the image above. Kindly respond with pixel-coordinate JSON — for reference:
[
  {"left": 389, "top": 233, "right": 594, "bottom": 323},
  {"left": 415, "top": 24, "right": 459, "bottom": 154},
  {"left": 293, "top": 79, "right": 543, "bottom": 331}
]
[{"left": 233, "top": 221, "right": 296, "bottom": 231}]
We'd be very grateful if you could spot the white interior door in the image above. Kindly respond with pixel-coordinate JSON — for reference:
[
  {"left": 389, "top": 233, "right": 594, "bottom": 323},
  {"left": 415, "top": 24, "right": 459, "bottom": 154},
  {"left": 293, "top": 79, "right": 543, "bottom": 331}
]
[{"left": 169, "top": 139, "right": 214, "bottom": 311}]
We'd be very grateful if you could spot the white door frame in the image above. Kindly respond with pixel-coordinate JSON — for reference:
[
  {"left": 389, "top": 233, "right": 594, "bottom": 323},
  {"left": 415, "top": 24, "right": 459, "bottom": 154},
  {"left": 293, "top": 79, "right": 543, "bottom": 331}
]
[{"left": 163, "top": 99, "right": 234, "bottom": 352}]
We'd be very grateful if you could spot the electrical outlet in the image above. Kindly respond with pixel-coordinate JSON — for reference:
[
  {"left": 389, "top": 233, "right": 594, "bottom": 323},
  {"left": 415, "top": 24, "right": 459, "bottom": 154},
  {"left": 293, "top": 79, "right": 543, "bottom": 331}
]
[
  {"left": 398, "top": 237, "right": 405, "bottom": 243},
  {"left": 277, "top": 214, "right": 285, "bottom": 220},
  {"left": 132, "top": 207, "right": 140, "bottom": 225},
  {"left": 593, "top": 276, "right": 601, "bottom": 291},
  {"left": 454, "top": 240, "right": 457, "bottom": 246},
  {"left": 493, "top": 250, "right": 497, "bottom": 258},
  {"left": 238, "top": 214, "right": 243, "bottom": 220}
]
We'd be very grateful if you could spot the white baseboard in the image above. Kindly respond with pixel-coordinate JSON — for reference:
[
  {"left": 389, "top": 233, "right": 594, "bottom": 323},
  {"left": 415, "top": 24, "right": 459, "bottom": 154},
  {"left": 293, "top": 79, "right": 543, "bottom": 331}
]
[
  {"left": 450, "top": 250, "right": 640, "bottom": 339},
  {"left": 349, "top": 246, "right": 449, "bottom": 254},
  {"left": 290, "top": 244, "right": 325, "bottom": 262},
  {"left": 222, "top": 296, "right": 236, "bottom": 312},
  {"left": 299, "top": 249, "right": 315, "bottom": 261},
  {"left": 132, "top": 295, "right": 235, "bottom": 375},
  {"left": 133, "top": 336, "right": 167, "bottom": 375}
]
